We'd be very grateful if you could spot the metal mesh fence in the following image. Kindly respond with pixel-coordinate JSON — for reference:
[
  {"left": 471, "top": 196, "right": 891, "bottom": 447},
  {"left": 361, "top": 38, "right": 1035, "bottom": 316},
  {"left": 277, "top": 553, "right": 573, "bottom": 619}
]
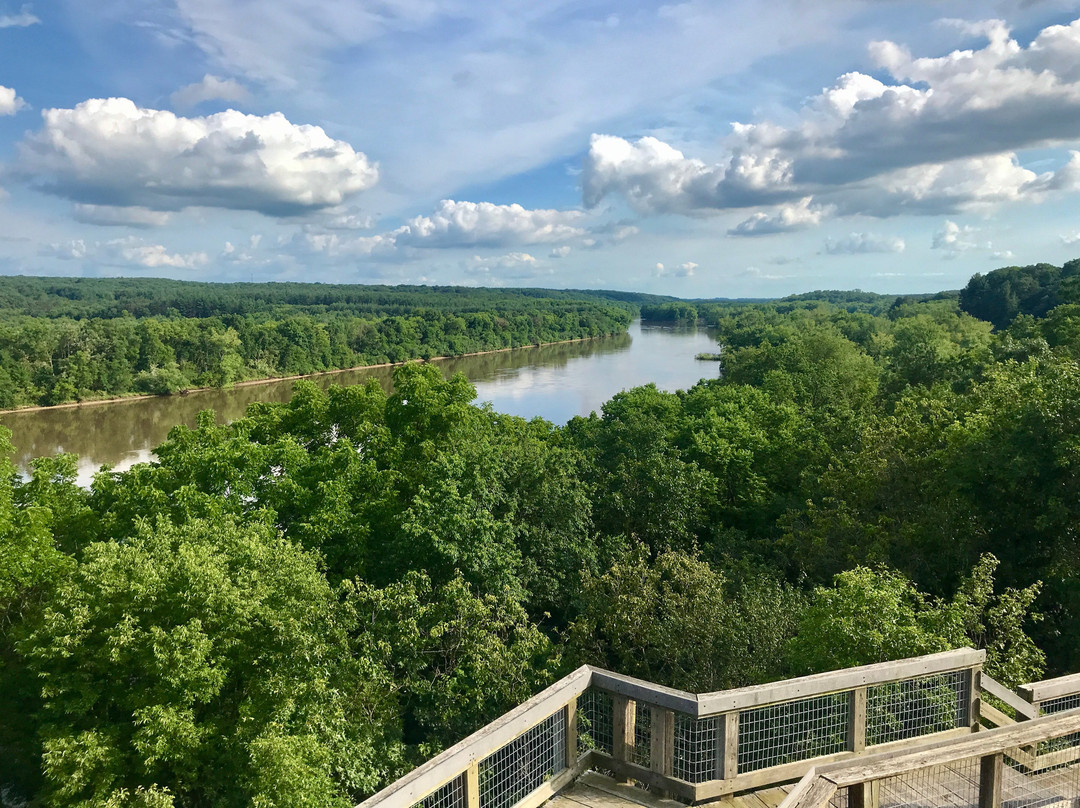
[
  {"left": 1040, "top": 693, "right": 1080, "bottom": 715},
  {"left": 737, "top": 693, "right": 849, "bottom": 773},
  {"left": 410, "top": 774, "right": 466, "bottom": 808},
  {"left": 867, "top": 671, "right": 968, "bottom": 747},
  {"left": 673, "top": 713, "right": 720, "bottom": 783},
  {"left": 478, "top": 710, "right": 567, "bottom": 808},
  {"left": 632, "top": 701, "right": 652, "bottom": 768},
  {"left": 877, "top": 757, "right": 980, "bottom": 808},
  {"left": 577, "top": 689, "right": 614, "bottom": 755}
]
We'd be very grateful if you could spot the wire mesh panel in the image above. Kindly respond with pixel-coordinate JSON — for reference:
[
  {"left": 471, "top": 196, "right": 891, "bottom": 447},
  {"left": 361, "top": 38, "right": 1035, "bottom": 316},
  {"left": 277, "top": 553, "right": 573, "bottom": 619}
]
[
  {"left": 578, "top": 689, "right": 614, "bottom": 755},
  {"left": 673, "top": 713, "right": 720, "bottom": 783},
  {"left": 1040, "top": 693, "right": 1080, "bottom": 714},
  {"left": 878, "top": 757, "right": 979, "bottom": 808},
  {"left": 867, "top": 671, "right": 968, "bottom": 747},
  {"left": 632, "top": 701, "right": 652, "bottom": 768},
  {"left": 410, "top": 774, "right": 466, "bottom": 808},
  {"left": 738, "top": 693, "right": 849, "bottom": 773},
  {"left": 1004, "top": 747, "right": 1080, "bottom": 808},
  {"left": 478, "top": 710, "right": 567, "bottom": 808}
]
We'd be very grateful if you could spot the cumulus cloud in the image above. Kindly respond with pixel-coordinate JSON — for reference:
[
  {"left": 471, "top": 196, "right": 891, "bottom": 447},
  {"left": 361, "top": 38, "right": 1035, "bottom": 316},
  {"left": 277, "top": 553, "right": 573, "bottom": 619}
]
[
  {"left": 0, "top": 4, "right": 38, "bottom": 27},
  {"left": 0, "top": 85, "right": 26, "bottom": 116},
  {"left": 931, "top": 220, "right": 1014, "bottom": 260},
  {"left": 824, "top": 232, "right": 906, "bottom": 255},
  {"left": 394, "top": 200, "right": 586, "bottom": 248},
  {"left": 73, "top": 204, "right": 172, "bottom": 228},
  {"left": 170, "top": 74, "right": 250, "bottom": 109},
  {"left": 44, "top": 236, "right": 209, "bottom": 269},
  {"left": 1062, "top": 231, "right": 1080, "bottom": 245},
  {"left": 585, "top": 18, "right": 1080, "bottom": 224},
  {"left": 18, "top": 97, "right": 378, "bottom": 216},
  {"left": 654, "top": 261, "right": 696, "bottom": 278},
  {"left": 550, "top": 245, "right": 571, "bottom": 259},
  {"left": 729, "top": 198, "right": 829, "bottom": 236}
]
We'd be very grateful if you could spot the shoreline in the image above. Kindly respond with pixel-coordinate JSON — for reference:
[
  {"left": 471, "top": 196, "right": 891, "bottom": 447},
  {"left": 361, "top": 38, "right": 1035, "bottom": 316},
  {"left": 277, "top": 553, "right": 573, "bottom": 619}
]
[{"left": 0, "top": 334, "right": 607, "bottom": 417}]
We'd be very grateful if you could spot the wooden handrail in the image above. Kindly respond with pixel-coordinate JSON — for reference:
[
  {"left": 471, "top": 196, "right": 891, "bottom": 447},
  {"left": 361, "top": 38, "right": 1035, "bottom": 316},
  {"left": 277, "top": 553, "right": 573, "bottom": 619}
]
[
  {"left": 980, "top": 674, "right": 1037, "bottom": 720},
  {"left": 357, "top": 666, "right": 592, "bottom": 808},
  {"left": 778, "top": 709, "right": 1080, "bottom": 808},
  {"left": 1019, "top": 671, "right": 1080, "bottom": 708}
]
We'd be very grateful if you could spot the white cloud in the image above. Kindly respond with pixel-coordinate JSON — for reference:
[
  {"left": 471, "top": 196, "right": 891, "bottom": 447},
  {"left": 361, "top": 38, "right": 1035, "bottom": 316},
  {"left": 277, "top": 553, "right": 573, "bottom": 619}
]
[
  {"left": 44, "top": 236, "right": 209, "bottom": 269},
  {"left": 729, "top": 198, "right": 829, "bottom": 236},
  {"left": 0, "top": 4, "right": 38, "bottom": 27},
  {"left": 992, "top": 250, "right": 1016, "bottom": 261},
  {"left": 320, "top": 207, "right": 376, "bottom": 230},
  {"left": 824, "top": 232, "right": 905, "bottom": 255},
  {"left": 395, "top": 200, "right": 586, "bottom": 248},
  {"left": 1062, "top": 231, "right": 1080, "bottom": 245},
  {"left": 18, "top": 97, "right": 378, "bottom": 216},
  {"left": 0, "top": 86, "right": 26, "bottom": 116},
  {"left": 73, "top": 204, "right": 172, "bottom": 228},
  {"left": 550, "top": 245, "right": 571, "bottom": 259},
  {"left": 170, "top": 74, "right": 250, "bottom": 109},
  {"left": 654, "top": 260, "right": 696, "bottom": 278},
  {"left": 585, "top": 18, "right": 1080, "bottom": 224},
  {"left": 931, "top": 220, "right": 1014, "bottom": 260}
]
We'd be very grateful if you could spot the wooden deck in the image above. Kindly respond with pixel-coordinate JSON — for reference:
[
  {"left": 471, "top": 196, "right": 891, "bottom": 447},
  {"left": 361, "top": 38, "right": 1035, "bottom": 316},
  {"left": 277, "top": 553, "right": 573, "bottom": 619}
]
[{"left": 547, "top": 772, "right": 797, "bottom": 808}]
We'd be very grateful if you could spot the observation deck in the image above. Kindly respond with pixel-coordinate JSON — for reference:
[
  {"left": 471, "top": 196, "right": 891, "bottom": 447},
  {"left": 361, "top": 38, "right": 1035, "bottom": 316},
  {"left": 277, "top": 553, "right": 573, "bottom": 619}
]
[{"left": 358, "top": 650, "right": 1080, "bottom": 808}]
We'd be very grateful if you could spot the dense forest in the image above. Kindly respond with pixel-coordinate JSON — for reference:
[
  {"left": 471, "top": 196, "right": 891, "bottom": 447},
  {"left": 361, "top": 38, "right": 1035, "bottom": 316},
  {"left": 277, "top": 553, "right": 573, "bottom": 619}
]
[
  {"left": 3, "top": 260, "right": 1080, "bottom": 807},
  {"left": 0, "top": 278, "right": 638, "bottom": 409}
]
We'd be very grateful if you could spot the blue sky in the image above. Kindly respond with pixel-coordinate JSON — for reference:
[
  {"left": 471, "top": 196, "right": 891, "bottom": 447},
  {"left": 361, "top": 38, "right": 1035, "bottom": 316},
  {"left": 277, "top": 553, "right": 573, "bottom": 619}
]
[{"left": 3, "top": 0, "right": 1080, "bottom": 297}]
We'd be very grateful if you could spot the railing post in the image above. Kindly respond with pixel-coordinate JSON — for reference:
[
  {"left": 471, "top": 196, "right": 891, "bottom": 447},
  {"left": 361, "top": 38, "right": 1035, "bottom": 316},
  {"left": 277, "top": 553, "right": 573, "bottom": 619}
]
[
  {"left": 966, "top": 666, "right": 983, "bottom": 731},
  {"left": 650, "top": 707, "right": 674, "bottom": 798},
  {"left": 611, "top": 695, "right": 636, "bottom": 782},
  {"left": 850, "top": 781, "right": 879, "bottom": 808},
  {"left": 717, "top": 710, "right": 739, "bottom": 781},
  {"left": 848, "top": 687, "right": 867, "bottom": 753},
  {"left": 466, "top": 761, "right": 480, "bottom": 808},
  {"left": 565, "top": 696, "right": 578, "bottom": 769},
  {"left": 979, "top": 753, "right": 1003, "bottom": 808}
]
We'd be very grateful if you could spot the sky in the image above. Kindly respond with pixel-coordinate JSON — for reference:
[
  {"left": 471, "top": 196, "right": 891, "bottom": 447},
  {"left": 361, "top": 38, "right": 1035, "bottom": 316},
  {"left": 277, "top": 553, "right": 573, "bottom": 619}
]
[{"left": 3, "top": 1, "right": 1080, "bottom": 298}]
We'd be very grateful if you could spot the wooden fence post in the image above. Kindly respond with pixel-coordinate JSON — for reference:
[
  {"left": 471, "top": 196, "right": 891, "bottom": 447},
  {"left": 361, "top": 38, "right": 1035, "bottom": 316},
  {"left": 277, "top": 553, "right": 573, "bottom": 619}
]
[
  {"left": 717, "top": 711, "right": 739, "bottom": 781},
  {"left": 967, "top": 666, "right": 983, "bottom": 731},
  {"left": 849, "top": 687, "right": 868, "bottom": 753},
  {"left": 565, "top": 696, "right": 578, "bottom": 769},
  {"left": 850, "top": 781, "right": 879, "bottom": 808},
  {"left": 979, "top": 753, "right": 1003, "bottom": 808},
  {"left": 466, "top": 761, "right": 480, "bottom": 808},
  {"left": 612, "top": 695, "right": 636, "bottom": 782},
  {"left": 650, "top": 707, "right": 674, "bottom": 798}
]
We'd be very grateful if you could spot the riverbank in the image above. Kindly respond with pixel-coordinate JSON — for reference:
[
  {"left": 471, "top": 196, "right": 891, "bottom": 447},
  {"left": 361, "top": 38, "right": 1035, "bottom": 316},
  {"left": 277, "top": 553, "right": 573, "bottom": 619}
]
[{"left": 0, "top": 334, "right": 606, "bottom": 416}]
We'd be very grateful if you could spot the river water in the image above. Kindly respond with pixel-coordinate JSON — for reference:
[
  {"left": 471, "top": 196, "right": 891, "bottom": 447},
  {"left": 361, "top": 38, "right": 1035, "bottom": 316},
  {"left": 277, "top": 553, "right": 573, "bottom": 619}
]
[{"left": 0, "top": 320, "right": 720, "bottom": 485}]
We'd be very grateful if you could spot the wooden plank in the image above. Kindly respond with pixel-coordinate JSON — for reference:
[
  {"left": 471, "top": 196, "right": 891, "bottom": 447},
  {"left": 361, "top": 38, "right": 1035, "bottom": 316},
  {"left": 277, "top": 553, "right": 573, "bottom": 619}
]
[
  {"left": 849, "top": 688, "right": 867, "bottom": 753},
  {"left": 466, "top": 762, "right": 479, "bottom": 808},
  {"left": 980, "top": 701, "right": 1016, "bottom": 730},
  {"left": 821, "top": 711, "right": 1080, "bottom": 786},
  {"left": 719, "top": 711, "right": 739, "bottom": 781},
  {"left": 1019, "top": 672, "right": 1080, "bottom": 705},
  {"left": 981, "top": 674, "right": 1037, "bottom": 720},
  {"left": 849, "top": 780, "right": 878, "bottom": 808},
  {"left": 775, "top": 776, "right": 838, "bottom": 808},
  {"left": 573, "top": 771, "right": 687, "bottom": 808},
  {"left": 698, "top": 649, "right": 985, "bottom": 714},
  {"left": 650, "top": 707, "right": 674, "bottom": 777},
  {"left": 967, "top": 668, "right": 982, "bottom": 732},
  {"left": 356, "top": 666, "right": 592, "bottom": 808},
  {"left": 979, "top": 753, "right": 1003, "bottom": 808},
  {"left": 755, "top": 786, "right": 794, "bottom": 808},
  {"left": 566, "top": 697, "right": 579, "bottom": 769},
  {"left": 1032, "top": 741, "right": 1080, "bottom": 771},
  {"left": 612, "top": 695, "right": 635, "bottom": 783},
  {"left": 586, "top": 751, "right": 696, "bottom": 802},
  {"left": 588, "top": 669, "right": 698, "bottom": 715}
]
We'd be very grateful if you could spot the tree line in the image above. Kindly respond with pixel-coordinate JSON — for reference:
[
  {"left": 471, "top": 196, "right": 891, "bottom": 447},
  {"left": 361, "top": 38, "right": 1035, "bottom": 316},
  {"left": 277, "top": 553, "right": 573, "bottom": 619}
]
[
  {"left": 0, "top": 278, "right": 633, "bottom": 409},
  {"left": 4, "top": 265, "right": 1080, "bottom": 807}
]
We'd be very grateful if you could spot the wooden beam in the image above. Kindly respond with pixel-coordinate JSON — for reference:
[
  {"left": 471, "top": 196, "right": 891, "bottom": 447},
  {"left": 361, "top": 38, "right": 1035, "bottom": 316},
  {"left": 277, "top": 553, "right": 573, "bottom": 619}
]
[
  {"left": 587, "top": 751, "right": 697, "bottom": 802},
  {"left": 356, "top": 666, "right": 592, "bottom": 808},
  {"left": 565, "top": 697, "right": 579, "bottom": 769},
  {"left": 979, "top": 754, "right": 1003, "bottom": 808},
  {"left": 588, "top": 669, "right": 698, "bottom": 715},
  {"left": 848, "top": 688, "right": 867, "bottom": 753},
  {"left": 1019, "top": 671, "right": 1080, "bottom": 705},
  {"left": 849, "top": 780, "right": 878, "bottom": 808},
  {"left": 697, "top": 649, "right": 985, "bottom": 715},
  {"left": 650, "top": 707, "right": 674, "bottom": 777},
  {"left": 967, "top": 667, "right": 982, "bottom": 732},
  {"left": 466, "top": 762, "right": 479, "bottom": 808},
  {"left": 980, "top": 674, "right": 1037, "bottom": 720},
  {"left": 719, "top": 711, "right": 739, "bottom": 781},
  {"left": 612, "top": 694, "right": 636, "bottom": 783}
]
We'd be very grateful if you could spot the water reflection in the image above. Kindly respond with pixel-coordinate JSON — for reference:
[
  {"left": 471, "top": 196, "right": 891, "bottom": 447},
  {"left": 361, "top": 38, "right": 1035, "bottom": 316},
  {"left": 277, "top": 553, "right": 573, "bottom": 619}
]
[{"left": 1, "top": 321, "right": 719, "bottom": 483}]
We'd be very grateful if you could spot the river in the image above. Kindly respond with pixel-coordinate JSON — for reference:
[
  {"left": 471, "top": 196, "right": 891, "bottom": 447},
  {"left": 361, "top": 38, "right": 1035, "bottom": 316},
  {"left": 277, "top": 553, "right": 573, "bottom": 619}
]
[{"left": 0, "top": 320, "right": 721, "bottom": 485}]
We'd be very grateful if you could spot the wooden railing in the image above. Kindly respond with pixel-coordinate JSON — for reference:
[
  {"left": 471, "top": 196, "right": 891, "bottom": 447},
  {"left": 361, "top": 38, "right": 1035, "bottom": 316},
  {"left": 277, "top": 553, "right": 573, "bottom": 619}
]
[
  {"left": 778, "top": 708, "right": 1080, "bottom": 808},
  {"left": 357, "top": 649, "right": 986, "bottom": 808},
  {"left": 1020, "top": 671, "right": 1080, "bottom": 716}
]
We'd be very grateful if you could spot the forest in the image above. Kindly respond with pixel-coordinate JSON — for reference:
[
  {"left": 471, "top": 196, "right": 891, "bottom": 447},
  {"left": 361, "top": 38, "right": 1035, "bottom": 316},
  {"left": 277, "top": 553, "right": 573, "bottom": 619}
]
[
  {"left": 2, "top": 259, "right": 1080, "bottom": 808},
  {"left": 0, "top": 278, "right": 637, "bottom": 409}
]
